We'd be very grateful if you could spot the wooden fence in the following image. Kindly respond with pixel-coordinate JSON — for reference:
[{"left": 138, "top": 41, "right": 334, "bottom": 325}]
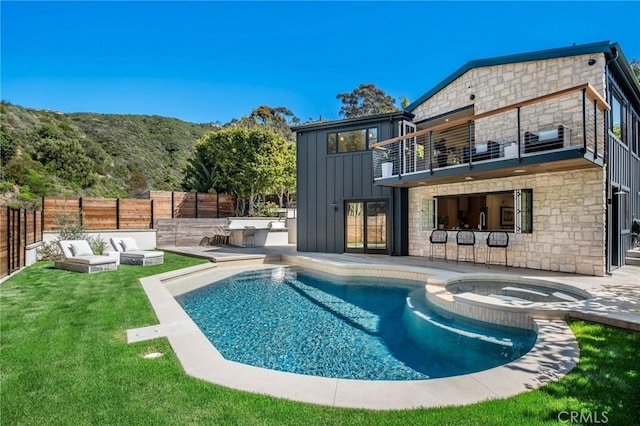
[
  {"left": 42, "top": 191, "right": 236, "bottom": 231},
  {"left": 0, "top": 207, "right": 43, "bottom": 279}
]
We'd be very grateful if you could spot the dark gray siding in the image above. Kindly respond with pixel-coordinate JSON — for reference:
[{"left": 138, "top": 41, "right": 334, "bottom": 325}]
[
  {"left": 295, "top": 113, "right": 412, "bottom": 254},
  {"left": 606, "top": 64, "right": 640, "bottom": 269}
]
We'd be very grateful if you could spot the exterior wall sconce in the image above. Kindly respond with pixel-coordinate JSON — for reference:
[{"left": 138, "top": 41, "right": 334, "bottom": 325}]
[
  {"left": 588, "top": 58, "right": 597, "bottom": 66},
  {"left": 469, "top": 94, "right": 476, "bottom": 100},
  {"left": 331, "top": 201, "right": 337, "bottom": 211}
]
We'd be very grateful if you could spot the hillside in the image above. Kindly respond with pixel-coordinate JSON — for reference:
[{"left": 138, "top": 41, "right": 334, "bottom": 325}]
[{"left": 0, "top": 101, "right": 213, "bottom": 207}]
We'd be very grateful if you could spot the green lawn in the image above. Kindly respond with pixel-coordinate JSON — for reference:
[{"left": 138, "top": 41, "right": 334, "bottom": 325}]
[{"left": 1, "top": 253, "right": 639, "bottom": 425}]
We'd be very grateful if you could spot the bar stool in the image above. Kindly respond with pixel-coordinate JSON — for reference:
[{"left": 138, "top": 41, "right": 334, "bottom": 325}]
[
  {"left": 486, "top": 231, "right": 509, "bottom": 268},
  {"left": 429, "top": 229, "right": 448, "bottom": 261},
  {"left": 456, "top": 230, "right": 476, "bottom": 264}
]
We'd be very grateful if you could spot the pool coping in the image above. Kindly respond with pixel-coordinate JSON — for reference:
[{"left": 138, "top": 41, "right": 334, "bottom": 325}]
[{"left": 129, "top": 260, "right": 579, "bottom": 410}]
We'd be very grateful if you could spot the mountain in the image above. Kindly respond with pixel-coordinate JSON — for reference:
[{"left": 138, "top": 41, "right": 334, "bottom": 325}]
[{"left": 0, "top": 101, "right": 214, "bottom": 208}]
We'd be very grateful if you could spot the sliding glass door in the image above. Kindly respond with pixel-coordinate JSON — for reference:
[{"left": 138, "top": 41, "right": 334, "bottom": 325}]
[{"left": 345, "top": 200, "right": 388, "bottom": 253}]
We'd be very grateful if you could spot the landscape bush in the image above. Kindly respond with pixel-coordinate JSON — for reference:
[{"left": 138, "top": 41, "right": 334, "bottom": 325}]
[{"left": 38, "top": 211, "right": 109, "bottom": 260}]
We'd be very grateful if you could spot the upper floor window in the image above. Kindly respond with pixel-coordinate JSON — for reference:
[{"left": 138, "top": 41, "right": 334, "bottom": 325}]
[
  {"left": 327, "top": 128, "right": 378, "bottom": 154},
  {"left": 611, "top": 92, "right": 627, "bottom": 144},
  {"left": 632, "top": 114, "right": 639, "bottom": 156}
]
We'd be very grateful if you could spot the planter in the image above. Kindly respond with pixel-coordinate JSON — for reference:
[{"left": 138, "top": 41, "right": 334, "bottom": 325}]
[{"left": 381, "top": 162, "right": 393, "bottom": 178}]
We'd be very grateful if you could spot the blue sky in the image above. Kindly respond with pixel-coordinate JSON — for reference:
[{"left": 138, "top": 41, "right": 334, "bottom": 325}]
[{"left": 2, "top": 1, "right": 639, "bottom": 124}]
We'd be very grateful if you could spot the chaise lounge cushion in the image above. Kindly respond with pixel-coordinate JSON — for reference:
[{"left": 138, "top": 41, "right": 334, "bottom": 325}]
[
  {"left": 57, "top": 240, "right": 116, "bottom": 266},
  {"left": 65, "top": 255, "right": 117, "bottom": 265},
  {"left": 119, "top": 250, "right": 163, "bottom": 259},
  {"left": 70, "top": 240, "right": 94, "bottom": 257}
]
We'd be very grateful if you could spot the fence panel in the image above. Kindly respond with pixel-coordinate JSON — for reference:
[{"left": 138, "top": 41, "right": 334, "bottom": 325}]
[
  {"left": 82, "top": 198, "right": 118, "bottom": 230},
  {"left": 173, "top": 192, "right": 196, "bottom": 218},
  {"left": 0, "top": 207, "right": 43, "bottom": 279},
  {"left": 43, "top": 197, "right": 81, "bottom": 231},
  {"left": 0, "top": 208, "right": 8, "bottom": 278},
  {"left": 119, "top": 199, "right": 153, "bottom": 229},
  {"left": 42, "top": 192, "right": 236, "bottom": 231},
  {"left": 148, "top": 191, "right": 173, "bottom": 219}
]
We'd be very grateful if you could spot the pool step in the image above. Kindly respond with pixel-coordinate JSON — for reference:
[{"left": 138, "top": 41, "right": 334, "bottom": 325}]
[
  {"left": 551, "top": 291, "right": 580, "bottom": 302},
  {"left": 405, "top": 290, "right": 515, "bottom": 347},
  {"left": 501, "top": 286, "right": 549, "bottom": 302},
  {"left": 501, "top": 286, "right": 580, "bottom": 303}
]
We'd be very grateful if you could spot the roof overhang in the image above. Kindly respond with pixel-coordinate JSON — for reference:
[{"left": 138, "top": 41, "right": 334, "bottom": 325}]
[{"left": 405, "top": 40, "right": 632, "bottom": 112}]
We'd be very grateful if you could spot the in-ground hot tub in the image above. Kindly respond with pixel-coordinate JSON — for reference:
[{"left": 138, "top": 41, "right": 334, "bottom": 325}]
[
  {"left": 447, "top": 279, "right": 590, "bottom": 303},
  {"left": 426, "top": 276, "right": 592, "bottom": 329}
]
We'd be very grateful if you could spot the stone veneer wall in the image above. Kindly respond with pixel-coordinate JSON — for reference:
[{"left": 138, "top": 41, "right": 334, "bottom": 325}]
[
  {"left": 412, "top": 53, "right": 607, "bottom": 122},
  {"left": 408, "top": 167, "right": 606, "bottom": 276},
  {"left": 411, "top": 53, "right": 608, "bottom": 152}
]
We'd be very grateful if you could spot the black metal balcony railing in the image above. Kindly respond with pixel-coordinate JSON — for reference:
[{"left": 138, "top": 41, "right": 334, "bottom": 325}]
[{"left": 371, "top": 83, "right": 610, "bottom": 180}]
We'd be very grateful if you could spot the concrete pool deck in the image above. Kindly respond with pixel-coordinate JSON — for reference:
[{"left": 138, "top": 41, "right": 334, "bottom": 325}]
[{"left": 127, "top": 245, "right": 640, "bottom": 409}]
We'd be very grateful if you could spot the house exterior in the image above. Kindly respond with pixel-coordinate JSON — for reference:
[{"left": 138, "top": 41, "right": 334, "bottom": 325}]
[
  {"left": 293, "top": 112, "right": 413, "bottom": 255},
  {"left": 292, "top": 41, "right": 640, "bottom": 276}
]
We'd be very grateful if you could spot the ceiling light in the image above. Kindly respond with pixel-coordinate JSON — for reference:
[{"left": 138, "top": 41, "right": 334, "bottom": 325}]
[
  {"left": 514, "top": 169, "right": 526, "bottom": 173},
  {"left": 465, "top": 176, "right": 474, "bottom": 180}
]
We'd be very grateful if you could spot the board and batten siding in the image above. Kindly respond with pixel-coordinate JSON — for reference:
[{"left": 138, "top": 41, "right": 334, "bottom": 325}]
[{"left": 295, "top": 114, "right": 411, "bottom": 254}]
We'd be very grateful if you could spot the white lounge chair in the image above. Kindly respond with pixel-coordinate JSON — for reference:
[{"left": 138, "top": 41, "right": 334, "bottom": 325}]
[
  {"left": 55, "top": 240, "right": 118, "bottom": 273},
  {"left": 110, "top": 237, "right": 164, "bottom": 266}
]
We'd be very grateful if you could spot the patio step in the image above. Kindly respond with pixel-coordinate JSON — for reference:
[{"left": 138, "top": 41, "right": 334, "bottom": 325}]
[
  {"left": 625, "top": 256, "right": 640, "bottom": 266},
  {"left": 626, "top": 248, "right": 640, "bottom": 266}
]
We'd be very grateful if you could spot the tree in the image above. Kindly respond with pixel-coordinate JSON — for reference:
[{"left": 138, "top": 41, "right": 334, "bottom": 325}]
[
  {"left": 274, "top": 142, "right": 296, "bottom": 207},
  {"left": 34, "top": 138, "right": 95, "bottom": 187},
  {"left": 336, "top": 83, "right": 398, "bottom": 118},
  {"left": 236, "top": 105, "right": 298, "bottom": 143},
  {"left": 182, "top": 152, "right": 219, "bottom": 194},
  {"left": 630, "top": 59, "right": 640, "bottom": 80},
  {"left": 186, "top": 125, "right": 293, "bottom": 215}
]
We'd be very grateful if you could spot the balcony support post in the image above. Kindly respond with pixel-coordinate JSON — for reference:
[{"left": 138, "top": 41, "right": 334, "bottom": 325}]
[
  {"left": 581, "top": 88, "right": 587, "bottom": 154},
  {"left": 467, "top": 120, "right": 473, "bottom": 169},
  {"left": 517, "top": 107, "right": 522, "bottom": 162},
  {"left": 429, "top": 132, "right": 434, "bottom": 175},
  {"left": 593, "top": 99, "right": 598, "bottom": 158}
]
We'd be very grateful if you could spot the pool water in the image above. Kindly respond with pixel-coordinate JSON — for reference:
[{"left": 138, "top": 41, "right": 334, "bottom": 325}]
[{"left": 177, "top": 267, "right": 536, "bottom": 380}]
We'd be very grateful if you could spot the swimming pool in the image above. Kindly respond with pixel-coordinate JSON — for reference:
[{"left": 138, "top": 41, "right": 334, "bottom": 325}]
[{"left": 176, "top": 267, "right": 536, "bottom": 380}]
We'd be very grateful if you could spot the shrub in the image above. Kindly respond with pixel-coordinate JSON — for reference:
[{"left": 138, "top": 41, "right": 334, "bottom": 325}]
[
  {"left": 38, "top": 241, "right": 63, "bottom": 261},
  {"left": 0, "top": 181, "right": 15, "bottom": 193},
  {"left": 87, "top": 235, "right": 108, "bottom": 255},
  {"left": 38, "top": 212, "right": 109, "bottom": 259},
  {"left": 252, "top": 201, "right": 280, "bottom": 217}
]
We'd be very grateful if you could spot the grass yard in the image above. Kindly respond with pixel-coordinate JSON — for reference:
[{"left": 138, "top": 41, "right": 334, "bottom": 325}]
[{"left": 1, "top": 253, "right": 639, "bottom": 425}]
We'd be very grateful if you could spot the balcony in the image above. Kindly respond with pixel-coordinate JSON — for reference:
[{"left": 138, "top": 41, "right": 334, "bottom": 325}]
[{"left": 371, "top": 83, "right": 610, "bottom": 187}]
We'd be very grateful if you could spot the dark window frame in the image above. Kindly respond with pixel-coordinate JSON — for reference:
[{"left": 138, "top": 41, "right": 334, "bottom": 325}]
[
  {"left": 326, "top": 127, "right": 379, "bottom": 155},
  {"left": 610, "top": 90, "right": 627, "bottom": 144},
  {"left": 434, "top": 189, "right": 533, "bottom": 234}
]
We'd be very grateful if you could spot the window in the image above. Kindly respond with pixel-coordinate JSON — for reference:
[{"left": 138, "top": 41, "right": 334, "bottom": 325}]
[
  {"left": 433, "top": 189, "right": 533, "bottom": 233},
  {"left": 421, "top": 198, "right": 435, "bottom": 230},
  {"left": 632, "top": 114, "right": 639, "bottom": 155},
  {"left": 611, "top": 92, "right": 627, "bottom": 144},
  {"left": 515, "top": 189, "right": 533, "bottom": 233},
  {"left": 327, "top": 127, "right": 378, "bottom": 154}
]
